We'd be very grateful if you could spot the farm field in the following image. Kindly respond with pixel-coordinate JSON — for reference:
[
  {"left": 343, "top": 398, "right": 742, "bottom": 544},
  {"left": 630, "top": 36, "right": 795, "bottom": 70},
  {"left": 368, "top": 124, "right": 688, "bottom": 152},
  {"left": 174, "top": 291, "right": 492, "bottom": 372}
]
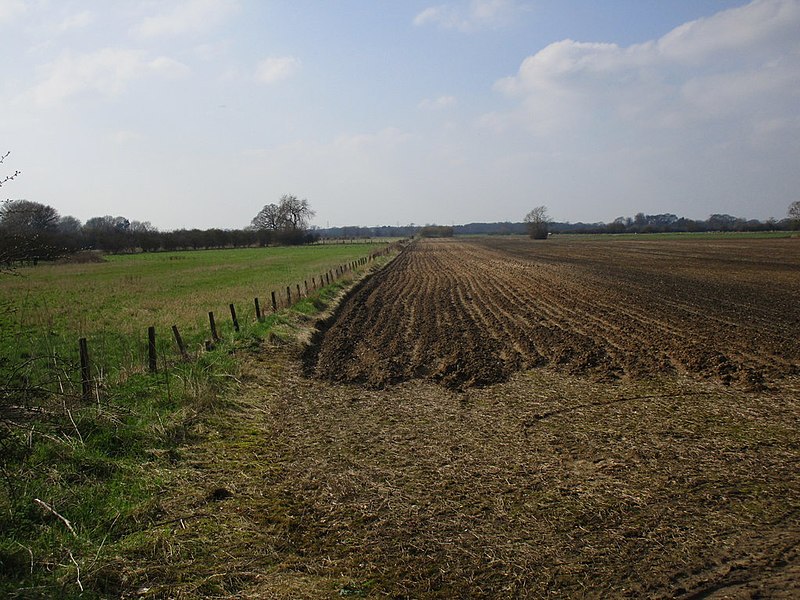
[
  {"left": 122, "top": 235, "right": 800, "bottom": 598},
  {"left": 308, "top": 237, "right": 800, "bottom": 391},
  {"left": 0, "top": 243, "right": 387, "bottom": 380}
]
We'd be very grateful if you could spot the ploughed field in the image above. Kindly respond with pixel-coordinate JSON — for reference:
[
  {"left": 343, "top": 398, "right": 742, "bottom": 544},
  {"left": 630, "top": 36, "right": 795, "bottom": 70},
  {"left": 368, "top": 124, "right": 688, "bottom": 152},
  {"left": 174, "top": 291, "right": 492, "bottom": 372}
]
[
  {"left": 139, "top": 236, "right": 800, "bottom": 598},
  {"left": 307, "top": 237, "right": 800, "bottom": 391}
]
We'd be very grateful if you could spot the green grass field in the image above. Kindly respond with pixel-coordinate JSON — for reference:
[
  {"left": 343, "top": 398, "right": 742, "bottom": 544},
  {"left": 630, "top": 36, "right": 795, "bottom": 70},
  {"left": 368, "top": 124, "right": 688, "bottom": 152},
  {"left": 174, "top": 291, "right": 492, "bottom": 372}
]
[{"left": 1, "top": 244, "right": 385, "bottom": 382}]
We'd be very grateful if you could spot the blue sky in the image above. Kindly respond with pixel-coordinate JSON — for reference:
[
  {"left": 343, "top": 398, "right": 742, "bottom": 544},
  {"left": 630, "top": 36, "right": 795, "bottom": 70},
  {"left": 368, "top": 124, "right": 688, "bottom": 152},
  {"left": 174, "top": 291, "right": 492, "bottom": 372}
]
[{"left": 1, "top": 0, "right": 798, "bottom": 230}]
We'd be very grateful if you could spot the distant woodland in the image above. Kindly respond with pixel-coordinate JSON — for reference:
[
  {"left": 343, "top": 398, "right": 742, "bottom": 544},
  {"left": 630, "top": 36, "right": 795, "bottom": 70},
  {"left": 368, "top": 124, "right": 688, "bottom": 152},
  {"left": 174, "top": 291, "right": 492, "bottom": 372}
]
[{"left": 1, "top": 197, "right": 798, "bottom": 265}]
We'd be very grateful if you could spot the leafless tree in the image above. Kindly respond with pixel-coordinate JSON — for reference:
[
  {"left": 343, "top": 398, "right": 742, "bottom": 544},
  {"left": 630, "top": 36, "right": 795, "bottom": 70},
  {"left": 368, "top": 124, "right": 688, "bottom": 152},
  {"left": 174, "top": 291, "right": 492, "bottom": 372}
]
[
  {"left": 524, "top": 205, "right": 550, "bottom": 239},
  {"left": 789, "top": 201, "right": 800, "bottom": 229},
  {"left": 251, "top": 195, "right": 316, "bottom": 245},
  {"left": 251, "top": 203, "right": 283, "bottom": 231},
  {"left": 278, "top": 194, "right": 315, "bottom": 230}
]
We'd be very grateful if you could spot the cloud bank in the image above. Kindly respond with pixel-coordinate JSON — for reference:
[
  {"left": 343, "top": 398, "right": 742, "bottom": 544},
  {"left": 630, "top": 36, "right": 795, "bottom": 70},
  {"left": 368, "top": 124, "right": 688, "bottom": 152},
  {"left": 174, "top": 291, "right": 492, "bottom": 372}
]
[
  {"left": 29, "top": 49, "right": 189, "bottom": 107},
  {"left": 470, "top": 0, "right": 800, "bottom": 221},
  {"left": 492, "top": 0, "right": 800, "bottom": 138}
]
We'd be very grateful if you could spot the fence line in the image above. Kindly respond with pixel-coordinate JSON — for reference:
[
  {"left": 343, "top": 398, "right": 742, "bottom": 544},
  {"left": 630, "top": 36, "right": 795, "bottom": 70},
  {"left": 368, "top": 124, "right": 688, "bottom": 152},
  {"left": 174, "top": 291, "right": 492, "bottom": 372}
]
[{"left": 71, "top": 239, "right": 409, "bottom": 399}]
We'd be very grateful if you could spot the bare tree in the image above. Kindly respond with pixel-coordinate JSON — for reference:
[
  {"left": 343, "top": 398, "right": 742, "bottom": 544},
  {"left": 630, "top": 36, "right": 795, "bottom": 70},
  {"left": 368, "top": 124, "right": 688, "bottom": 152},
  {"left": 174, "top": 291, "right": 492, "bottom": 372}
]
[
  {"left": 251, "top": 203, "right": 283, "bottom": 231},
  {"left": 250, "top": 195, "right": 316, "bottom": 245},
  {"left": 129, "top": 220, "right": 156, "bottom": 233},
  {"left": 84, "top": 215, "right": 130, "bottom": 232},
  {"left": 278, "top": 194, "right": 315, "bottom": 230},
  {"left": 789, "top": 201, "right": 800, "bottom": 229},
  {"left": 524, "top": 205, "right": 550, "bottom": 239}
]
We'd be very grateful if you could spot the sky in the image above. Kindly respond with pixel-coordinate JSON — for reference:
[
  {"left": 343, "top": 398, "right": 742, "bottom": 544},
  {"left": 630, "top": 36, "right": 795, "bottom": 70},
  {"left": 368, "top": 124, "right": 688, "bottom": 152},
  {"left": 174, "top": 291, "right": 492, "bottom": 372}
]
[{"left": 1, "top": 0, "right": 799, "bottom": 230}]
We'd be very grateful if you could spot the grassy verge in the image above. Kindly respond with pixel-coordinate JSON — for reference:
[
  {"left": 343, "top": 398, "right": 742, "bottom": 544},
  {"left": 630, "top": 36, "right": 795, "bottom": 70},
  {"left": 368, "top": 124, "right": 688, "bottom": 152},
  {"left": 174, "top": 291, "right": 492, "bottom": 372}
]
[{"left": 0, "top": 244, "right": 396, "bottom": 598}]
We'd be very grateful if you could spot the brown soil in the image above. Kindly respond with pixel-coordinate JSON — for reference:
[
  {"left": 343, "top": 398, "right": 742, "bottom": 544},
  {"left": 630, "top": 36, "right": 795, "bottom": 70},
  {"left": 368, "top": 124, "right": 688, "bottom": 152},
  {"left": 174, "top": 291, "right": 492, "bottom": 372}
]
[
  {"left": 306, "top": 238, "right": 800, "bottom": 391},
  {"left": 120, "top": 237, "right": 800, "bottom": 598}
]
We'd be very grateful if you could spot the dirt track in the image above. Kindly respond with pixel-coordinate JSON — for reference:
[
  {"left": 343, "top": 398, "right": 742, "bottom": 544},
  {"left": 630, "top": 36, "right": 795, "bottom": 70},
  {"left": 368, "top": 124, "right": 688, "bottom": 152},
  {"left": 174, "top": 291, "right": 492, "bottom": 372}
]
[{"left": 306, "top": 237, "right": 800, "bottom": 390}]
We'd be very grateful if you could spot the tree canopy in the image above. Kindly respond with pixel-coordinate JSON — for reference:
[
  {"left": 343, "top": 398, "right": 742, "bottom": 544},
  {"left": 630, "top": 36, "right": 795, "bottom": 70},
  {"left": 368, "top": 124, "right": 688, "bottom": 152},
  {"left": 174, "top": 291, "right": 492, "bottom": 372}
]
[{"left": 0, "top": 200, "right": 59, "bottom": 234}]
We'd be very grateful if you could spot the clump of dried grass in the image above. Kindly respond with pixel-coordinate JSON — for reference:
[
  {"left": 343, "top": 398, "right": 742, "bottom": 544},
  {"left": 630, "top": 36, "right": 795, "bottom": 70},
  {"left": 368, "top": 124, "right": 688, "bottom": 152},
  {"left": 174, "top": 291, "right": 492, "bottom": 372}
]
[{"left": 117, "top": 344, "right": 800, "bottom": 597}]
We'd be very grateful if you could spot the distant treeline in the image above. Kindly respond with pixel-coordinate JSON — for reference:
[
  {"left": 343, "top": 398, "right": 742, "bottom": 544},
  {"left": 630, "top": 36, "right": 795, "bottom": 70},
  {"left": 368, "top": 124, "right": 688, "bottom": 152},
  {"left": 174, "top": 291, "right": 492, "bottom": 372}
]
[
  {"left": 3, "top": 199, "right": 797, "bottom": 265},
  {"left": 319, "top": 212, "right": 796, "bottom": 240},
  {"left": 453, "top": 213, "right": 795, "bottom": 236},
  {"left": 0, "top": 201, "right": 320, "bottom": 264},
  {"left": 549, "top": 212, "right": 796, "bottom": 235},
  {"left": 1, "top": 224, "right": 320, "bottom": 263}
]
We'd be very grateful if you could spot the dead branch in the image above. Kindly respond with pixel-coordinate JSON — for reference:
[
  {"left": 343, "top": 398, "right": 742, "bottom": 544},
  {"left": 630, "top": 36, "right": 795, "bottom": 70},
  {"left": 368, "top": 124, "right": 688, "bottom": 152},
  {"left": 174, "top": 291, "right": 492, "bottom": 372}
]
[{"left": 33, "top": 498, "right": 78, "bottom": 537}]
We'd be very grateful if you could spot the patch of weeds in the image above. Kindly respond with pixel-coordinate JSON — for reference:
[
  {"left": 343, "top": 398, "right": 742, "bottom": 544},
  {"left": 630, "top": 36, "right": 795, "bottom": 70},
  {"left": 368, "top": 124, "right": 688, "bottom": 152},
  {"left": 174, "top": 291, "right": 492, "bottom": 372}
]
[
  {"left": 293, "top": 296, "right": 326, "bottom": 315},
  {"left": 338, "top": 579, "right": 375, "bottom": 596}
]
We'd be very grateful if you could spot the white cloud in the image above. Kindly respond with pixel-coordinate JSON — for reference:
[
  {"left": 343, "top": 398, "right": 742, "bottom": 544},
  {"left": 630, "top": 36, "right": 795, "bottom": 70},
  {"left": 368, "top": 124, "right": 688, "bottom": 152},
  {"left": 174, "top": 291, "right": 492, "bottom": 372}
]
[
  {"left": 414, "top": 0, "right": 527, "bottom": 32},
  {"left": 418, "top": 95, "right": 457, "bottom": 110},
  {"left": 0, "top": 0, "right": 25, "bottom": 23},
  {"left": 30, "top": 48, "right": 190, "bottom": 107},
  {"left": 57, "top": 10, "right": 94, "bottom": 32},
  {"left": 656, "top": 0, "right": 800, "bottom": 63},
  {"left": 476, "top": 0, "right": 800, "bottom": 222},
  {"left": 491, "top": 0, "right": 800, "bottom": 137},
  {"left": 254, "top": 56, "right": 301, "bottom": 84},
  {"left": 133, "top": 0, "right": 239, "bottom": 37}
]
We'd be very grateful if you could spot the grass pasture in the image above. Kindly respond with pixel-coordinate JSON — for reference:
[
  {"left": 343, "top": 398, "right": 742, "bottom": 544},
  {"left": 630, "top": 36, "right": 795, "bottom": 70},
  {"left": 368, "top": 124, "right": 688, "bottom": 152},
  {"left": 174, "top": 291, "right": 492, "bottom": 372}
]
[{"left": 1, "top": 244, "right": 386, "bottom": 384}]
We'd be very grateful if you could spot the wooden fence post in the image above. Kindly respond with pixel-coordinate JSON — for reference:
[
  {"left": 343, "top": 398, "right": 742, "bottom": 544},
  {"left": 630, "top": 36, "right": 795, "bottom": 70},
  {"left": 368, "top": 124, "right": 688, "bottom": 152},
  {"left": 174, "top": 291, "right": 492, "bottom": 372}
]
[
  {"left": 148, "top": 326, "right": 157, "bottom": 373},
  {"left": 230, "top": 303, "right": 239, "bottom": 332},
  {"left": 296, "top": 283, "right": 302, "bottom": 299},
  {"left": 209, "top": 311, "right": 219, "bottom": 341},
  {"left": 271, "top": 291, "right": 277, "bottom": 312},
  {"left": 172, "top": 325, "right": 188, "bottom": 360},
  {"left": 304, "top": 280, "right": 309, "bottom": 295},
  {"left": 254, "top": 297, "right": 262, "bottom": 322},
  {"left": 79, "top": 337, "right": 91, "bottom": 401},
  {"left": 286, "top": 286, "right": 292, "bottom": 306},
  {"left": 312, "top": 276, "right": 316, "bottom": 290}
]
